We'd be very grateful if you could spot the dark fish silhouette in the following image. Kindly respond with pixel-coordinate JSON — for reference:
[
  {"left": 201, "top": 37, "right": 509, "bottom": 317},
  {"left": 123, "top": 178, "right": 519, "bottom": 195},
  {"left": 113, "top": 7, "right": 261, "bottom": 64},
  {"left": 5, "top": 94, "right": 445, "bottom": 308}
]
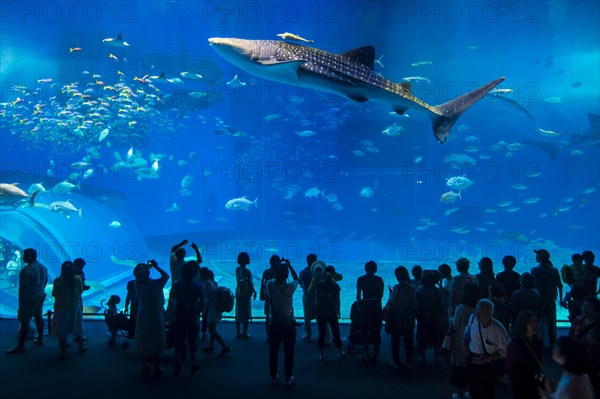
[{"left": 522, "top": 113, "right": 599, "bottom": 160}]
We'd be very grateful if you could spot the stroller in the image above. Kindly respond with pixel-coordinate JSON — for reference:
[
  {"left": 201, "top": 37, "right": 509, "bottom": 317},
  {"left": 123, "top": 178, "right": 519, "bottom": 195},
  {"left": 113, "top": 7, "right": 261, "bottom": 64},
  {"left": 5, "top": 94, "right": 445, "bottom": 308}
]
[
  {"left": 348, "top": 300, "right": 368, "bottom": 355},
  {"left": 101, "top": 295, "right": 131, "bottom": 349}
]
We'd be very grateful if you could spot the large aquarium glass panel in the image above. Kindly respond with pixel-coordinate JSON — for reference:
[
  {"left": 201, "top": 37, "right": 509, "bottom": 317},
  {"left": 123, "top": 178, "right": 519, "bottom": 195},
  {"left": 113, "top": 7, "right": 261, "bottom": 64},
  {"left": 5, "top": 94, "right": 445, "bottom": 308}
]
[{"left": 1, "top": 1, "right": 598, "bottom": 319}]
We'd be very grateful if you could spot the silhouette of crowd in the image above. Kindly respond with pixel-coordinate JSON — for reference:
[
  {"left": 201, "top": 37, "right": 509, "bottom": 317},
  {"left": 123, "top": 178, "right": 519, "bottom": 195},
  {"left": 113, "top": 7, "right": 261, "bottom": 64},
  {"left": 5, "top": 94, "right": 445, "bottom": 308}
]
[{"left": 5, "top": 244, "right": 600, "bottom": 398}]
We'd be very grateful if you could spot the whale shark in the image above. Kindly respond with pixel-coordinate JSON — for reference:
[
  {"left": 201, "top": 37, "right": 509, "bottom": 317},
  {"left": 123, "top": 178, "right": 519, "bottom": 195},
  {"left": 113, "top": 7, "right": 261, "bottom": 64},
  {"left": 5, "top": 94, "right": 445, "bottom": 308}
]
[{"left": 208, "top": 38, "right": 504, "bottom": 143}]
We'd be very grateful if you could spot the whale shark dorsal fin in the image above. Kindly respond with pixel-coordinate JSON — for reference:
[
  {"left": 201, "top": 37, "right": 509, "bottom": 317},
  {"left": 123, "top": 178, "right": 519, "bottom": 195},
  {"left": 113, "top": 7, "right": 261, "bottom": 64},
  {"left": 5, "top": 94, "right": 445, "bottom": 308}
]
[
  {"left": 159, "top": 72, "right": 166, "bottom": 79},
  {"left": 116, "top": 33, "right": 123, "bottom": 42},
  {"left": 341, "top": 46, "right": 376, "bottom": 70}
]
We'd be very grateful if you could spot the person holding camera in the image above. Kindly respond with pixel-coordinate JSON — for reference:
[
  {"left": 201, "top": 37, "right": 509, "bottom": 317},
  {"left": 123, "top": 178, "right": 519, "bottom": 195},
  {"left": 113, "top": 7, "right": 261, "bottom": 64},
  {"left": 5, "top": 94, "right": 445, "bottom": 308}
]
[
  {"left": 169, "top": 239, "right": 202, "bottom": 285},
  {"left": 133, "top": 259, "right": 170, "bottom": 377},
  {"left": 266, "top": 258, "right": 299, "bottom": 387}
]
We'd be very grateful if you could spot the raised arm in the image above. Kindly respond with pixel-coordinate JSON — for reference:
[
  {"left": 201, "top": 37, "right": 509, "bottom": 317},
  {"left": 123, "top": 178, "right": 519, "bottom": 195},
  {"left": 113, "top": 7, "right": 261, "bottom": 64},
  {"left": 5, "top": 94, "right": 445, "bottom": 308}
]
[
  {"left": 171, "top": 239, "right": 188, "bottom": 254},
  {"left": 190, "top": 242, "right": 202, "bottom": 264},
  {"left": 148, "top": 259, "right": 169, "bottom": 286},
  {"left": 285, "top": 259, "right": 299, "bottom": 281}
]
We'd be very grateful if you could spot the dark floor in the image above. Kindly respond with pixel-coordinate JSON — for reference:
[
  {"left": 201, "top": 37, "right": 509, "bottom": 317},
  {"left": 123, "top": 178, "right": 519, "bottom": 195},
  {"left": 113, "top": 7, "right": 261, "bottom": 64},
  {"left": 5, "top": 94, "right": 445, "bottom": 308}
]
[{"left": 0, "top": 318, "right": 563, "bottom": 399}]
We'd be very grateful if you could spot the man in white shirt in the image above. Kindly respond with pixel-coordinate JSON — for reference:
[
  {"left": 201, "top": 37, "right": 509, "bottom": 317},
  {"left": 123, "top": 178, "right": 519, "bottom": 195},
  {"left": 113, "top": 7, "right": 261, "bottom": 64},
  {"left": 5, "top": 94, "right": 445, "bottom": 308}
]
[{"left": 465, "top": 299, "right": 508, "bottom": 399}]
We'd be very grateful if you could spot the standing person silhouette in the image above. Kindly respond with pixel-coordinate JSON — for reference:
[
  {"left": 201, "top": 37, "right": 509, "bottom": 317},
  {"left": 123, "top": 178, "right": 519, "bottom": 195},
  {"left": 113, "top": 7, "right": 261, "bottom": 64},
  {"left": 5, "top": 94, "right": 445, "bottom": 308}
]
[
  {"left": 235, "top": 252, "right": 257, "bottom": 339},
  {"left": 531, "top": 249, "right": 563, "bottom": 350},
  {"left": 6, "top": 248, "right": 48, "bottom": 354},
  {"left": 266, "top": 258, "right": 299, "bottom": 386},
  {"left": 260, "top": 255, "right": 280, "bottom": 343},
  {"left": 134, "top": 260, "right": 170, "bottom": 377}
]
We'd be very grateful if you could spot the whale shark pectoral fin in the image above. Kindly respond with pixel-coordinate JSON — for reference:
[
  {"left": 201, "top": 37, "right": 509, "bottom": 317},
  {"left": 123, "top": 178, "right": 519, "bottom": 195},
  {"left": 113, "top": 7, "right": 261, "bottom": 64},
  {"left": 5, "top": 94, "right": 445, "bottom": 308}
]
[
  {"left": 256, "top": 60, "right": 307, "bottom": 80},
  {"left": 348, "top": 94, "right": 369, "bottom": 103},
  {"left": 393, "top": 106, "right": 409, "bottom": 115},
  {"left": 258, "top": 59, "right": 306, "bottom": 67}
]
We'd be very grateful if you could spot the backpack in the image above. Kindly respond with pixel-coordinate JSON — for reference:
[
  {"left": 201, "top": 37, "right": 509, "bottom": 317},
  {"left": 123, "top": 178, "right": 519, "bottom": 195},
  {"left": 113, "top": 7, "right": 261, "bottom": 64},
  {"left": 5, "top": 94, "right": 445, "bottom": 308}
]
[
  {"left": 238, "top": 268, "right": 252, "bottom": 297},
  {"left": 390, "top": 284, "right": 416, "bottom": 327},
  {"left": 216, "top": 286, "right": 235, "bottom": 313}
]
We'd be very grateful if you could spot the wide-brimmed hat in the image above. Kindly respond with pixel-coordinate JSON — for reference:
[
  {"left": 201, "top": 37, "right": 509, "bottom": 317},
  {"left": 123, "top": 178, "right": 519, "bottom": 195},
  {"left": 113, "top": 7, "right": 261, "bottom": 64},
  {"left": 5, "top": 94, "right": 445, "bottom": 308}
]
[{"left": 311, "top": 260, "right": 326, "bottom": 276}]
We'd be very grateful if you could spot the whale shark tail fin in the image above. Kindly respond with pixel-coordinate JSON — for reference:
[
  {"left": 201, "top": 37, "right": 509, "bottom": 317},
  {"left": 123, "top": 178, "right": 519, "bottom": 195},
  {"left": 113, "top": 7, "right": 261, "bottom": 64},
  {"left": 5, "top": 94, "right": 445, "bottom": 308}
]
[{"left": 431, "top": 77, "right": 505, "bottom": 143}]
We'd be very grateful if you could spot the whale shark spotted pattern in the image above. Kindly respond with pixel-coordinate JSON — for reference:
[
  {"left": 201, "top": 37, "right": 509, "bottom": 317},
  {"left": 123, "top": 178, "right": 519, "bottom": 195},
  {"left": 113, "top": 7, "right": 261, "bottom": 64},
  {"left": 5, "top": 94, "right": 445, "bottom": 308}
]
[{"left": 208, "top": 38, "right": 505, "bottom": 143}]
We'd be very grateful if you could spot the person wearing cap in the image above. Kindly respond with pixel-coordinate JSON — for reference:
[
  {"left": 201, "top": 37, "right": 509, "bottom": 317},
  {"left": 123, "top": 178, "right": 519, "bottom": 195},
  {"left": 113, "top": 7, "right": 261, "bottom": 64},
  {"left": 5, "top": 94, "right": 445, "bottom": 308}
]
[
  {"left": 447, "top": 258, "right": 479, "bottom": 317},
  {"left": 531, "top": 249, "right": 563, "bottom": 350}
]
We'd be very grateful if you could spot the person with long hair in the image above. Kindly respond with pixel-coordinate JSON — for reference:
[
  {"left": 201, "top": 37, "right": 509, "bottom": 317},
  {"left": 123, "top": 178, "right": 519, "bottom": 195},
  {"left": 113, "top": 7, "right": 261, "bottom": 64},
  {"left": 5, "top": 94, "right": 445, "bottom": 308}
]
[
  {"left": 476, "top": 257, "right": 495, "bottom": 300},
  {"left": 506, "top": 310, "right": 544, "bottom": 399},
  {"left": 51, "top": 261, "right": 84, "bottom": 359}
]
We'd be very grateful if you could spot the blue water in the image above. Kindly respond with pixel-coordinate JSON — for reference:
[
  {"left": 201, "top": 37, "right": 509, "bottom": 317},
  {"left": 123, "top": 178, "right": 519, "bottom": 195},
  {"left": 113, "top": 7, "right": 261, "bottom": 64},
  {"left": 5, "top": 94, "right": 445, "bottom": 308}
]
[{"left": 0, "top": 1, "right": 598, "bottom": 318}]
